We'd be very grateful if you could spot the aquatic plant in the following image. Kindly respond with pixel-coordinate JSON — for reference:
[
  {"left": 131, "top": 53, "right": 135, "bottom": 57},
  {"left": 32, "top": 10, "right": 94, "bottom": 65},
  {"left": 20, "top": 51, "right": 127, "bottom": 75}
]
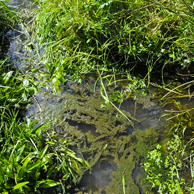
[
  {"left": 94, "top": 70, "right": 146, "bottom": 123},
  {"left": 144, "top": 140, "right": 185, "bottom": 194},
  {"left": 144, "top": 87, "right": 194, "bottom": 193}
]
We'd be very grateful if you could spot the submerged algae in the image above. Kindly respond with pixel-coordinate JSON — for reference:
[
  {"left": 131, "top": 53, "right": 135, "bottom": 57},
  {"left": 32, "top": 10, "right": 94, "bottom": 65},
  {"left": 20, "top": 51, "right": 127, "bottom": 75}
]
[
  {"left": 105, "top": 128, "right": 159, "bottom": 194},
  {"left": 26, "top": 76, "right": 164, "bottom": 193}
]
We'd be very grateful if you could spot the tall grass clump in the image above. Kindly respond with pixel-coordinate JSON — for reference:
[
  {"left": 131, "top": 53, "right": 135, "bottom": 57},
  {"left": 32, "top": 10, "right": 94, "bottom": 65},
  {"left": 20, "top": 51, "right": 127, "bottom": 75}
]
[
  {"left": 29, "top": 0, "right": 194, "bottom": 91},
  {"left": 0, "top": 113, "right": 89, "bottom": 193}
]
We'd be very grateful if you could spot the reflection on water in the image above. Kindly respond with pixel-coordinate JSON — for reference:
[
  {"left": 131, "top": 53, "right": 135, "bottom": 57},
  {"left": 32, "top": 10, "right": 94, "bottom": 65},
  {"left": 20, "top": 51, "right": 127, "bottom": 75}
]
[
  {"left": 23, "top": 77, "right": 194, "bottom": 193},
  {"left": 120, "top": 98, "right": 164, "bottom": 130},
  {"left": 132, "top": 164, "right": 145, "bottom": 194},
  {"left": 8, "top": 0, "right": 32, "bottom": 8},
  {"left": 78, "top": 160, "right": 117, "bottom": 193}
]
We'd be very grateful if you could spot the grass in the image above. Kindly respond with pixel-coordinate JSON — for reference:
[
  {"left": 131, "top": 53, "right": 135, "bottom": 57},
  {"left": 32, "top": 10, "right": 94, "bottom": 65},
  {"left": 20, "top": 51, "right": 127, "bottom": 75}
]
[
  {"left": 0, "top": 0, "right": 17, "bottom": 53},
  {"left": 23, "top": 0, "right": 194, "bottom": 91},
  {"left": 0, "top": 2, "right": 89, "bottom": 193},
  {"left": 0, "top": 112, "right": 89, "bottom": 193},
  {"left": 0, "top": 58, "right": 89, "bottom": 193}
]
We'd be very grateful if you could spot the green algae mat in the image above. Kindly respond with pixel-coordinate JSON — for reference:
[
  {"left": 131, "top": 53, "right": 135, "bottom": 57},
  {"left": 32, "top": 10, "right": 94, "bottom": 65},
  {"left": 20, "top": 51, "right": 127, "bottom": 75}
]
[{"left": 26, "top": 75, "right": 165, "bottom": 194}]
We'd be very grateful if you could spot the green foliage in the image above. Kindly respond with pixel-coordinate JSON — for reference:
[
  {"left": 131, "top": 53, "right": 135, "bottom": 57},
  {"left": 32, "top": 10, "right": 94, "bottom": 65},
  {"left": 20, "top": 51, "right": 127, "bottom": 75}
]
[
  {"left": 0, "top": 46, "right": 88, "bottom": 194},
  {"left": 27, "top": 0, "right": 194, "bottom": 91},
  {"left": 162, "top": 99, "right": 194, "bottom": 138},
  {"left": 149, "top": 0, "right": 194, "bottom": 70},
  {"left": 0, "top": 114, "right": 89, "bottom": 193},
  {"left": 145, "top": 94, "right": 194, "bottom": 193},
  {"left": 0, "top": 59, "right": 38, "bottom": 111},
  {"left": 144, "top": 137, "right": 185, "bottom": 194},
  {"left": 124, "top": 76, "right": 147, "bottom": 97},
  {"left": 0, "top": 0, "right": 16, "bottom": 26},
  {"left": 144, "top": 96, "right": 194, "bottom": 194},
  {"left": 110, "top": 90, "right": 124, "bottom": 104},
  {"left": 155, "top": 95, "right": 194, "bottom": 193}
]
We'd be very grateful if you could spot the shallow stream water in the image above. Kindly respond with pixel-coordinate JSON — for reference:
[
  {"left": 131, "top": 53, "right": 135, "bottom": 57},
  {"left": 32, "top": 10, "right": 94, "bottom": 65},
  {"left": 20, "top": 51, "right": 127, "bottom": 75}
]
[
  {"left": 5, "top": 1, "right": 193, "bottom": 193},
  {"left": 25, "top": 75, "right": 166, "bottom": 194}
]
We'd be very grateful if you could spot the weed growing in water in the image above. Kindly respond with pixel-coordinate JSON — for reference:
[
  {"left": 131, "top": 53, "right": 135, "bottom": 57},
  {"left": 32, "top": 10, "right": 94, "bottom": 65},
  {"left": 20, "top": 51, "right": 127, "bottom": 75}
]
[
  {"left": 145, "top": 89, "right": 194, "bottom": 193},
  {"left": 144, "top": 140, "right": 185, "bottom": 194}
]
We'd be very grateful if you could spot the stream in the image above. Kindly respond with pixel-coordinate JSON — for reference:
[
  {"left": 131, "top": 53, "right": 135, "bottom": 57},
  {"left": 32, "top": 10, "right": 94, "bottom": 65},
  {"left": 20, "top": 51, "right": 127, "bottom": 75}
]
[
  {"left": 24, "top": 74, "right": 166, "bottom": 194},
  {"left": 4, "top": 0, "right": 192, "bottom": 193}
]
